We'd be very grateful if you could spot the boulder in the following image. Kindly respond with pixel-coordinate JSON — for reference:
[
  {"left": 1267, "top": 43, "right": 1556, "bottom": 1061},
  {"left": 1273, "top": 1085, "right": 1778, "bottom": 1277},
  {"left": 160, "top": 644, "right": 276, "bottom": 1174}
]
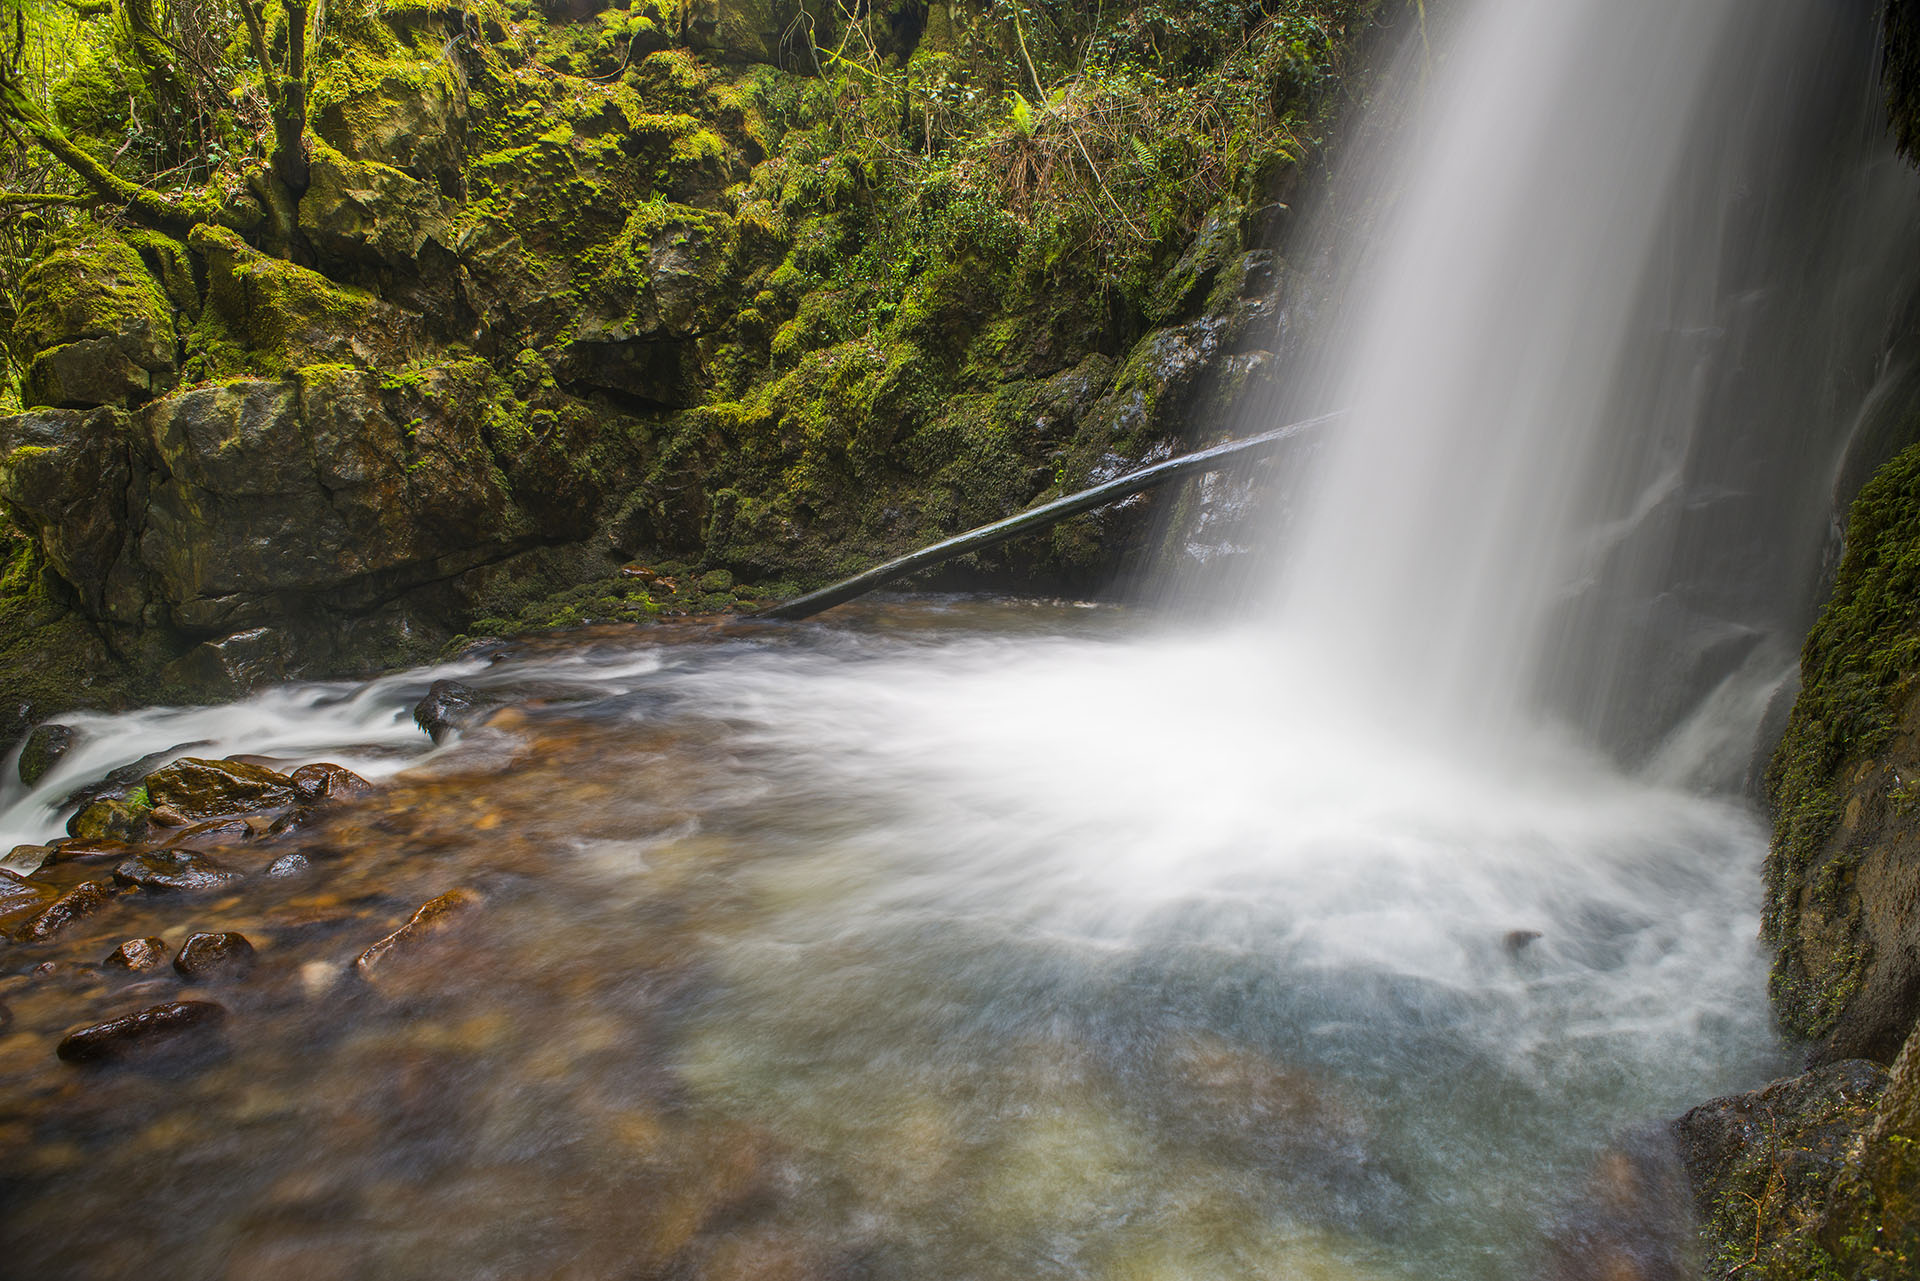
[
  {"left": 55, "top": 999, "right": 227, "bottom": 1063},
  {"left": 173, "top": 931, "right": 256, "bottom": 980},
  {"left": 300, "top": 144, "right": 457, "bottom": 269},
  {"left": 143, "top": 757, "right": 296, "bottom": 822},
  {"left": 0, "top": 407, "right": 139, "bottom": 618},
  {"left": 103, "top": 936, "right": 170, "bottom": 972},
  {"left": 18, "top": 723, "right": 76, "bottom": 786}
]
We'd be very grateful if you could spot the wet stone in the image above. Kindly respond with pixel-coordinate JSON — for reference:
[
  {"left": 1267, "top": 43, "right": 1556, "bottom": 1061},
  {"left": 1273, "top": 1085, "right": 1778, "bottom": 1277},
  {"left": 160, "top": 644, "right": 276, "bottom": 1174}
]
[
  {"left": 0, "top": 868, "right": 56, "bottom": 914},
  {"left": 163, "top": 818, "right": 254, "bottom": 850},
  {"left": 104, "top": 937, "right": 170, "bottom": 972},
  {"left": 265, "top": 852, "right": 311, "bottom": 877},
  {"left": 113, "top": 849, "right": 242, "bottom": 893},
  {"left": 21, "top": 880, "right": 112, "bottom": 941},
  {"left": 55, "top": 999, "right": 227, "bottom": 1064},
  {"left": 290, "top": 763, "right": 374, "bottom": 804},
  {"left": 17, "top": 723, "right": 75, "bottom": 786},
  {"left": 143, "top": 757, "right": 296, "bottom": 822},
  {"left": 173, "top": 931, "right": 255, "bottom": 980},
  {"left": 413, "top": 681, "right": 492, "bottom": 744},
  {"left": 1504, "top": 929, "right": 1543, "bottom": 954},
  {"left": 2, "top": 844, "right": 54, "bottom": 874},
  {"left": 48, "top": 837, "right": 139, "bottom": 865}
]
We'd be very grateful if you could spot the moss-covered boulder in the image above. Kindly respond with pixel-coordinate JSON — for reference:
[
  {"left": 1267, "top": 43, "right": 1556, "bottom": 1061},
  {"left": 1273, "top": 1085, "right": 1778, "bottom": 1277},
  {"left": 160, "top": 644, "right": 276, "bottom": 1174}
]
[
  {"left": 13, "top": 231, "right": 177, "bottom": 410},
  {"left": 300, "top": 144, "right": 459, "bottom": 269},
  {"left": 188, "top": 226, "right": 421, "bottom": 378}
]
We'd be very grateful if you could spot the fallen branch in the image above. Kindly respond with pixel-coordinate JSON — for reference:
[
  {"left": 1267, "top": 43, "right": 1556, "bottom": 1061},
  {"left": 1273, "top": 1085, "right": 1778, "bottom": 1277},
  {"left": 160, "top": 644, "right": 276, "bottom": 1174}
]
[{"left": 752, "top": 410, "right": 1343, "bottom": 621}]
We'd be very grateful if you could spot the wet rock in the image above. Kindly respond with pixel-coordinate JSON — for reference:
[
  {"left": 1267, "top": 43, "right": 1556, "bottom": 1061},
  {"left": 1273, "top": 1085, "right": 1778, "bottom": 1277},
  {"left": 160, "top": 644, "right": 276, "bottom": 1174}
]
[
  {"left": 55, "top": 999, "right": 227, "bottom": 1064},
  {"left": 66, "top": 794, "right": 151, "bottom": 843},
  {"left": 413, "top": 681, "right": 494, "bottom": 744},
  {"left": 1540, "top": 1127, "right": 1694, "bottom": 1281},
  {"left": 20, "top": 880, "right": 113, "bottom": 941},
  {"left": 2, "top": 844, "right": 54, "bottom": 874},
  {"left": 143, "top": 757, "right": 296, "bottom": 822},
  {"left": 112, "top": 849, "right": 242, "bottom": 893},
  {"left": 173, "top": 931, "right": 256, "bottom": 980},
  {"left": 290, "top": 763, "right": 374, "bottom": 804},
  {"left": 163, "top": 818, "right": 255, "bottom": 850},
  {"left": 265, "top": 853, "right": 311, "bottom": 877},
  {"left": 63, "top": 746, "right": 200, "bottom": 810},
  {"left": 355, "top": 888, "right": 484, "bottom": 991},
  {"left": 104, "top": 936, "right": 170, "bottom": 972},
  {"left": 1675, "top": 1058, "right": 1888, "bottom": 1278},
  {"left": 17, "top": 723, "right": 75, "bottom": 786},
  {"left": 47, "top": 837, "right": 139, "bottom": 865},
  {"left": 0, "top": 868, "right": 56, "bottom": 913}
]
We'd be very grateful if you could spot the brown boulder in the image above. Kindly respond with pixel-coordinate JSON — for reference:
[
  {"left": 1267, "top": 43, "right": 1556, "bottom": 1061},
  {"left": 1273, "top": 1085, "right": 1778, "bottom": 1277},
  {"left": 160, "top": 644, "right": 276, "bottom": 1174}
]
[
  {"left": 55, "top": 999, "right": 227, "bottom": 1063},
  {"left": 144, "top": 757, "right": 296, "bottom": 821}
]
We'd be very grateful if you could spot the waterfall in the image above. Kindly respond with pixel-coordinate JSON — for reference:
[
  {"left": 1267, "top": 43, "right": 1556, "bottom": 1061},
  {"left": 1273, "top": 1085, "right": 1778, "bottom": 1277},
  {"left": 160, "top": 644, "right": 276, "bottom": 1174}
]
[{"left": 1264, "top": 0, "right": 1920, "bottom": 783}]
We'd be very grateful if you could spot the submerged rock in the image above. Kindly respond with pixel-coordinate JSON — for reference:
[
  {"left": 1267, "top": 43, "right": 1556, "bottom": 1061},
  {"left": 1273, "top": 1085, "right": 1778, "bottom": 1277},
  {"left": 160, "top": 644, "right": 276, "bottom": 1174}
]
[
  {"left": 173, "top": 931, "right": 256, "bottom": 980},
  {"left": 55, "top": 999, "right": 227, "bottom": 1064},
  {"left": 17, "top": 723, "right": 75, "bottom": 786},
  {"left": 112, "top": 849, "right": 242, "bottom": 893},
  {"left": 144, "top": 757, "right": 296, "bottom": 822},
  {"left": 103, "top": 936, "right": 170, "bottom": 972},
  {"left": 265, "top": 852, "right": 312, "bottom": 878},
  {"left": 354, "top": 887, "right": 484, "bottom": 993}
]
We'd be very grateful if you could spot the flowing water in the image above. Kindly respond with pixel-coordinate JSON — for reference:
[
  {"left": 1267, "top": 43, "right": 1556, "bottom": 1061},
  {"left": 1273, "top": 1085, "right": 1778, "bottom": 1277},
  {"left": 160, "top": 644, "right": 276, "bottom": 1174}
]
[{"left": 3, "top": 0, "right": 1919, "bottom": 1278}]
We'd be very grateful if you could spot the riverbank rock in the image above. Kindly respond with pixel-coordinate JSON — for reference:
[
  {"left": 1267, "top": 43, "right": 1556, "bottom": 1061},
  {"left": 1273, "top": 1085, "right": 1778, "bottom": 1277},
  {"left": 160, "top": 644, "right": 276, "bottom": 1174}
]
[
  {"left": 55, "top": 999, "right": 227, "bottom": 1064},
  {"left": 173, "top": 931, "right": 256, "bottom": 980},
  {"left": 144, "top": 758, "right": 296, "bottom": 823}
]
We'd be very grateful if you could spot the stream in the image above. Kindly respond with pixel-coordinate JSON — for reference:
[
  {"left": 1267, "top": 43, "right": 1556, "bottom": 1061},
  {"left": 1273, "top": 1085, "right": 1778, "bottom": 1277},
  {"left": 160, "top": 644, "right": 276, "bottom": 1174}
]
[{"left": 0, "top": 600, "right": 1788, "bottom": 1280}]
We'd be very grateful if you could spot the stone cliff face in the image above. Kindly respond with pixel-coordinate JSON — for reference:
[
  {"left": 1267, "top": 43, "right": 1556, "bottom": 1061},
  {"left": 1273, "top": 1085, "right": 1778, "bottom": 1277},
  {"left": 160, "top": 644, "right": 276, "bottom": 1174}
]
[{"left": 0, "top": 0, "right": 1379, "bottom": 728}]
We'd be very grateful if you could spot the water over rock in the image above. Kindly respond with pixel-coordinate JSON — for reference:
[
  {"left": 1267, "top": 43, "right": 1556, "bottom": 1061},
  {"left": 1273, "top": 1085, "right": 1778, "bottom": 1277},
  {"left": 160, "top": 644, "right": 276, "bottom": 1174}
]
[
  {"left": 55, "top": 999, "right": 228, "bottom": 1064},
  {"left": 173, "top": 931, "right": 256, "bottom": 981},
  {"left": 17, "top": 724, "right": 75, "bottom": 786}
]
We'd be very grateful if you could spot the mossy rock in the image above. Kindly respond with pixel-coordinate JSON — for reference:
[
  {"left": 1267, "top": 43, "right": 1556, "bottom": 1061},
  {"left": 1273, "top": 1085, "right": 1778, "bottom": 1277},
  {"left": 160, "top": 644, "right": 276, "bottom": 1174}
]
[{"left": 13, "top": 229, "right": 177, "bottom": 409}]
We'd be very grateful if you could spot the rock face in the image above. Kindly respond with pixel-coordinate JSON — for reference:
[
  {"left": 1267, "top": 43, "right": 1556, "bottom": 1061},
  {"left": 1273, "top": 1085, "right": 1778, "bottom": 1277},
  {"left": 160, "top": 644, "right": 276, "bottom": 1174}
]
[{"left": 1764, "top": 443, "right": 1920, "bottom": 1063}]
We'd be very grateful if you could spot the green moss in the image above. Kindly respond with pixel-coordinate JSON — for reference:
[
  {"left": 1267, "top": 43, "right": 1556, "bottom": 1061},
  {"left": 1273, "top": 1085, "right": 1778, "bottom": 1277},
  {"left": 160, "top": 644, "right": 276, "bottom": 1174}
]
[
  {"left": 186, "top": 225, "right": 379, "bottom": 377},
  {"left": 13, "top": 227, "right": 174, "bottom": 358}
]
